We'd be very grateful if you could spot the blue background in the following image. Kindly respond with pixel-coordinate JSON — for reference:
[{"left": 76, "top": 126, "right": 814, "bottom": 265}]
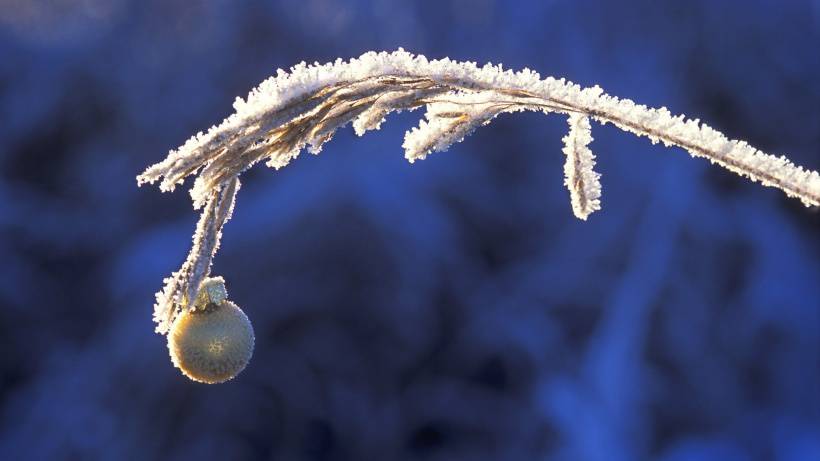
[{"left": 0, "top": 1, "right": 818, "bottom": 460}]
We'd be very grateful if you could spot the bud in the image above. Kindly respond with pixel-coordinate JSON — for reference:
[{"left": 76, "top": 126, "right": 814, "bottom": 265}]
[{"left": 168, "top": 300, "right": 254, "bottom": 384}]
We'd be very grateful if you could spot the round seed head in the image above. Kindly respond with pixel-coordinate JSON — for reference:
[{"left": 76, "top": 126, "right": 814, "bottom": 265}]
[{"left": 168, "top": 300, "right": 254, "bottom": 384}]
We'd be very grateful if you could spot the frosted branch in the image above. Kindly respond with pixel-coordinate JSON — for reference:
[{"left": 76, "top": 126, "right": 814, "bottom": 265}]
[
  {"left": 138, "top": 49, "right": 819, "bottom": 210},
  {"left": 402, "top": 90, "right": 534, "bottom": 162},
  {"left": 562, "top": 114, "right": 601, "bottom": 220},
  {"left": 138, "top": 49, "right": 820, "bottom": 334},
  {"left": 152, "top": 177, "right": 239, "bottom": 334}
]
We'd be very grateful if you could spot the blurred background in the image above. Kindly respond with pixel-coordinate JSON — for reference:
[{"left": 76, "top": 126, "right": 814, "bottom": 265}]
[{"left": 0, "top": 0, "right": 818, "bottom": 460}]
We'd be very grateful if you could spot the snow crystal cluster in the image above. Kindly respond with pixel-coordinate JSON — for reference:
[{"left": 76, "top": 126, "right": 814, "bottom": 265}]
[{"left": 138, "top": 49, "right": 820, "bottom": 337}]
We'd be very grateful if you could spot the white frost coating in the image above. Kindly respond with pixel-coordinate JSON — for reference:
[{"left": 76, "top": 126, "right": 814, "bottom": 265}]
[
  {"left": 562, "top": 114, "right": 601, "bottom": 220},
  {"left": 352, "top": 89, "right": 433, "bottom": 136},
  {"left": 153, "top": 178, "right": 239, "bottom": 334},
  {"left": 403, "top": 91, "right": 529, "bottom": 162},
  {"left": 138, "top": 49, "right": 820, "bottom": 210},
  {"left": 139, "top": 49, "right": 820, "bottom": 334}
]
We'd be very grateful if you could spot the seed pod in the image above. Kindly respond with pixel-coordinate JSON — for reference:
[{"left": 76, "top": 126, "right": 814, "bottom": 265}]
[{"left": 168, "top": 300, "right": 254, "bottom": 384}]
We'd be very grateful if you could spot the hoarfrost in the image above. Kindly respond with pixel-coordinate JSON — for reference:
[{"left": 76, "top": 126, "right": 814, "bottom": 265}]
[
  {"left": 138, "top": 49, "right": 820, "bottom": 334},
  {"left": 138, "top": 49, "right": 819, "bottom": 210},
  {"left": 562, "top": 114, "right": 601, "bottom": 220}
]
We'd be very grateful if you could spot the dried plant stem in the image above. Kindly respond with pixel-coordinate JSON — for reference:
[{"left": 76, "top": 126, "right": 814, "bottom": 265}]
[{"left": 138, "top": 50, "right": 820, "bottom": 335}]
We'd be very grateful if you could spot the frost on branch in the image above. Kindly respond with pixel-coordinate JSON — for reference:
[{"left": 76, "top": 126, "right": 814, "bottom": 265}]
[
  {"left": 139, "top": 49, "right": 820, "bottom": 339},
  {"left": 153, "top": 177, "right": 239, "bottom": 334},
  {"left": 562, "top": 114, "right": 601, "bottom": 220},
  {"left": 402, "top": 91, "right": 539, "bottom": 162},
  {"left": 138, "top": 49, "right": 819, "bottom": 211}
]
